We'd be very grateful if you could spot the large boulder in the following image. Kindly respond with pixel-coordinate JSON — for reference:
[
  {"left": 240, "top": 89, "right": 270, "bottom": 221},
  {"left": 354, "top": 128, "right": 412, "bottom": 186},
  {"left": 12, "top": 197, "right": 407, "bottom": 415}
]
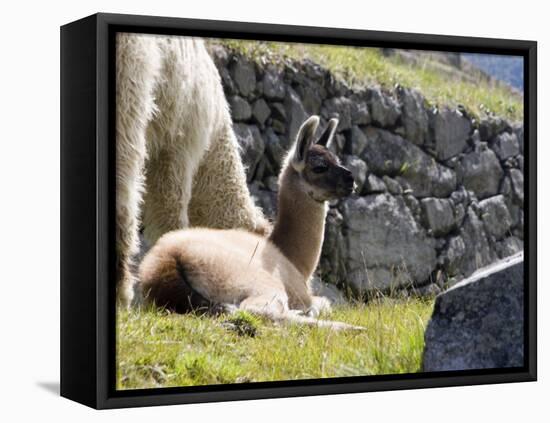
[
  {"left": 284, "top": 87, "right": 308, "bottom": 142},
  {"left": 460, "top": 146, "right": 504, "bottom": 199},
  {"left": 479, "top": 195, "right": 513, "bottom": 240},
  {"left": 343, "top": 155, "right": 368, "bottom": 194},
  {"left": 262, "top": 68, "right": 286, "bottom": 100},
  {"left": 361, "top": 128, "right": 456, "bottom": 198},
  {"left": 491, "top": 132, "right": 520, "bottom": 161},
  {"left": 263, "top": 127, "right": 286, "bottom": 170},
  {"left": 420, "top": 197, "right": 455, "bottom": 237},
  {"left": 478, "top": 116, "right": 511, "bottom": 141},
  {"left": 430, "top": 108, "right": 471, "bottom": 161},
  {"left": 233, "top": 124, "right": 265, "bottom": 181},
  {"left": 423, "top": 252, "right": 524, "bottom": 371},
  {"left": 509, "top": 168, "right": 524, "bottom": 203},
  {"left": 363, "top": 174, "right": 387, "bottom": 194},
  {"left": 341, "top": 194, "right": 436, "bottom": 293},
  {"left": 440, "top": 206, "right": 497, "bottom": 279},
  {"left": 319, "top": 208, "right": 348, "bottom": 286},
  {"left": 348, "top": 125, "right": 368, "bottom": 156},
  {"left": 297, "top": 84, "right": 324, "bottom": 115},
  {"left": 228, "top": 95, "right": 252, "bottom": 121},
  {"left": 366, "top": 88, "right": 401, "bottom": 128},
  {"left": 397, "top": 87, "right": 429, "bottom": 146},
  {"left": 292, "top": 65, "right": 326, "bottom": 115},
  {"left": 229, "top": 56, "right": 257, "bottom": 98},
  {"left": 291, "top": 62, "right": 326, "bottom": 115},
  {"left": 382, "top": 176, "right": 403, "bottom": 195},
  {"left": 495, "top": 236, "right": 523, "bottom": 259},
  {"left": 349, "top": 95, "right": 371, "bottom": 126},
  {"left": 251, "top": 99, "right": 271, "bottom": 127},
  {"left": 321, "top": 97, "right": 353, "bottom": 131}
]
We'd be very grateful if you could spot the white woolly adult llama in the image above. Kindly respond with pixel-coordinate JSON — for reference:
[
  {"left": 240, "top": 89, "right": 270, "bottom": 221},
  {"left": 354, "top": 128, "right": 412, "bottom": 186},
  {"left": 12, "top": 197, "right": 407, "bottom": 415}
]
[{"left": 116, "top": 33, "right": 269, "bottom": 306}]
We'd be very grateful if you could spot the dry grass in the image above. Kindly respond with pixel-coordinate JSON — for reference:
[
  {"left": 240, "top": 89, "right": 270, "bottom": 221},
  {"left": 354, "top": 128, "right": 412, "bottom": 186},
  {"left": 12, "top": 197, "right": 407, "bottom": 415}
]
[{"left": 214, "top": 39, "right": 523, "bottom": 122}]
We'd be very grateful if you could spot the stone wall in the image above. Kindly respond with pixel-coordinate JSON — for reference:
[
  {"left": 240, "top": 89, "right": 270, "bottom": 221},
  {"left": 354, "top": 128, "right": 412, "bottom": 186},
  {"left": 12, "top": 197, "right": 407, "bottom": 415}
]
[
  {"left": 211, "top": 46, "right": 525, "bottom": 297},
  {"left": 423, "top": 252, "right": 524, "bottom": 371}
]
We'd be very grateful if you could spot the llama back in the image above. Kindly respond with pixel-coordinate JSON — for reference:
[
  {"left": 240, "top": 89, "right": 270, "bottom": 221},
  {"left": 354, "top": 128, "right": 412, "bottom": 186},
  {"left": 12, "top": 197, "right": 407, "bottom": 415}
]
[{"left": 140, "top": 228, "right": 292, "bottom": 307}]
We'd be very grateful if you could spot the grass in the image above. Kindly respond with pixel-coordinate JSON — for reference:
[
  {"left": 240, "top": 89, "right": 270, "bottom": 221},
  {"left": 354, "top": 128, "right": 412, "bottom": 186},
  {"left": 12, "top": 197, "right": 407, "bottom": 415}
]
[
  {"left": 213, "top": 39, "right": 523, "bottom": 122},
  {"left": 116, "top": 296, "right": 434, "bottom": 390}
]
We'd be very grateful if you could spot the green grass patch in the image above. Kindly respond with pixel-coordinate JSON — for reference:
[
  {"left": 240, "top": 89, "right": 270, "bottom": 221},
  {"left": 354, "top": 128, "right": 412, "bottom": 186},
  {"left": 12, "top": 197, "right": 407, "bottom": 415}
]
[
  {"left": 214, "top": 39, "right": 522, "bottom": 122},
  {"left": 116, "top": 297, "right": 434, "bottom": 390}
]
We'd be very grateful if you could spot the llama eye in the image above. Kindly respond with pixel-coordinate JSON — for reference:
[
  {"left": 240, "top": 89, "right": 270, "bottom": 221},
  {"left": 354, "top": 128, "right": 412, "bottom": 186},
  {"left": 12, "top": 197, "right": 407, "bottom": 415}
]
[{"left": 312, "top": 165, "right": 328, "bottom": 174}]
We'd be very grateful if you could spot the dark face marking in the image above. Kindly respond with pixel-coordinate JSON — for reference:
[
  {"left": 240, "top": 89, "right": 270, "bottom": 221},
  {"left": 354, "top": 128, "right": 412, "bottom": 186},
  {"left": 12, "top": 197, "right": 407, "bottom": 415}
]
[{"left": 302, "top": 144, "right": 354, "bottom": 202}]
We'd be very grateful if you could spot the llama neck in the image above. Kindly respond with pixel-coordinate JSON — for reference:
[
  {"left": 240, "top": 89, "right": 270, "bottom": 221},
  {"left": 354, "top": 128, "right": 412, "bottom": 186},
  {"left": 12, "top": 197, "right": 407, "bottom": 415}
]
[{"left": 268, "top": 166, "right": 328, "bottom": 280}]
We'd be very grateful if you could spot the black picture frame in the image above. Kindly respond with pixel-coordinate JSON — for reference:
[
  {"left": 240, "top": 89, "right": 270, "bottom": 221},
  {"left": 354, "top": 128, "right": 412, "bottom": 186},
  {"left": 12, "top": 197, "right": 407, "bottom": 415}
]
[{"left": 60, "top": 12, "right": 537, "bottom": 409}]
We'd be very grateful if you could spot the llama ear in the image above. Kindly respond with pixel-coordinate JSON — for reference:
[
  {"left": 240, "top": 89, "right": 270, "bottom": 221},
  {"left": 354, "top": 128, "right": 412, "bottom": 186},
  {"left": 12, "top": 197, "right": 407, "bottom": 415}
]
[
  {"left": 316, "top": 118, "right": 339, "bottom": 148},
  {"left": 293, "top": 115, "right": 320, "bottom": 165}
]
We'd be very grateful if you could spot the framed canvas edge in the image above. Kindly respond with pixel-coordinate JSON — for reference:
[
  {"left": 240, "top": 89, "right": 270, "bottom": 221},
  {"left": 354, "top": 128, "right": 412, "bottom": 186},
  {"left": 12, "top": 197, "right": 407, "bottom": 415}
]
[
  {"left": 525, "top": 41, "right": 537, "bottom": 383},
  {"left": 61, "top": 12, "right": 537, "bottom": 410},
  {"left": 61, "top": 14, "right": 100, "bottom": 409}
]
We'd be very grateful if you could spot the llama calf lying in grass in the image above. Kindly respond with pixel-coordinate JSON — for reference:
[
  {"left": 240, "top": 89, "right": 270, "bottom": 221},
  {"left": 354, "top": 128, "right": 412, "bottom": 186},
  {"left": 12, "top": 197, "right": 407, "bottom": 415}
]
[{"left": 139, "top": 116, "right": 363, "bottom": 330}]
